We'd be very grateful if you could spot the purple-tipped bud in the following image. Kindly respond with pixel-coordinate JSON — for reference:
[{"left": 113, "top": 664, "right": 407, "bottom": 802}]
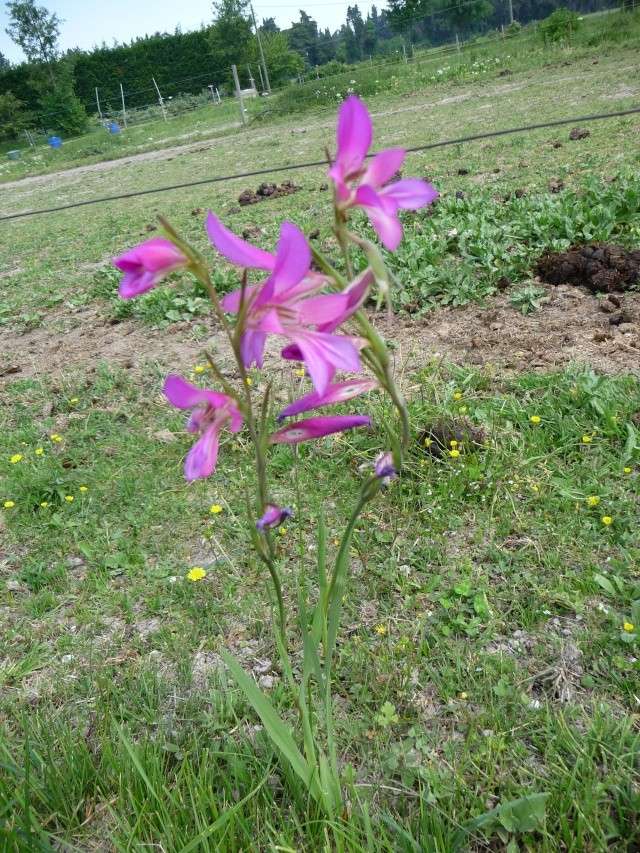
[
  {"left": 256, "top": 504, "right": 293, "bottom": 531},
  {"left": 374, "top": 451, "right": 397, "bottom": 486}
]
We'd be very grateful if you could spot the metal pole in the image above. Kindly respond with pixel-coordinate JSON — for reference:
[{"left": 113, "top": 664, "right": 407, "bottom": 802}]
[
  {"left": 95, "top": 87, "right": 103, "bottom": 120},
  {"left": 402, "top": 42, "right": 407, "bottom": 63},
  {"left": 152, "top": 77, "right": 168, "bottom": 122},
  {"left": 232, "top": 64, "right": 247, "bottom": 126},
  {"left": 250, "top": 3, "right": 271, "bottom": 93},
  {"left": 507, "top": 0, "right": 514, "bottom": 24},
  {"left": 215, "top": 87, "right": 221, "bottom": 103},
  {"left": 120, "top": 83, "right": 127, "bottom": 129}
]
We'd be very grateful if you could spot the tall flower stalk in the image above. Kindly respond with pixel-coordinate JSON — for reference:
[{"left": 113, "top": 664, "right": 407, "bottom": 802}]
[{"left": 112, "top": 95, "right": 437, "bottom": 815}]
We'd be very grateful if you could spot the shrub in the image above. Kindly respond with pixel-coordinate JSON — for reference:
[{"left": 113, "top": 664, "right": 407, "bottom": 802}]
[
  {"left": 539, "top": 8, "right": 581, "bottom": 44},
  {"left": 0, "top": 90, "right": 31, "bottom": 141}
]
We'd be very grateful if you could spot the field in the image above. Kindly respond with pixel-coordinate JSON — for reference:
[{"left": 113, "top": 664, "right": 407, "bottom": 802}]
[{"left": 1, "top": 10, "right": 640, "bottom": 851}]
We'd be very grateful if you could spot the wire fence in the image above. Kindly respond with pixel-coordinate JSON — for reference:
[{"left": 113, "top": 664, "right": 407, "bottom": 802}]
[{"left": 2, "top": 105, "right": 638, "bottom": 223}]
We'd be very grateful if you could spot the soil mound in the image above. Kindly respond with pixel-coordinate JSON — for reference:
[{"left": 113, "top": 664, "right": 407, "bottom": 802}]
[{"left": 536, "top": 243, "right": 640, "bottom": 293}]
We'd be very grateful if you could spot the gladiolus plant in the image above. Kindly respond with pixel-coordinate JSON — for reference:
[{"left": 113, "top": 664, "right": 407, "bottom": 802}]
[{"left": 113, "top": 95, "right": 438, "bottom": 815}]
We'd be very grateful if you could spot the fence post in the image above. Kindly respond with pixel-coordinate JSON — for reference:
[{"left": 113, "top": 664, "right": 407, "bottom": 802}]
[
  {"left": 247, "top": 65, "right": 256, "bottom": 92},
  {"left": 215, "top": 87, "right": 221, "bottom": 104},
  {"left": 250, "top": 2, "right": 271, "bottom": 93},
  {"left": 455, "top": 32, "right": 461, "bottom": 52},
  {"left": 120, "top": 83, "right": 128, "bottom": 129},
  {"left": 257, "top": 63, "right": 265, "bottom": 92},
  {"left": 402, "top": 42, "right": 408, "bottom": 63},
  {"left": 232, "top": 64, "right": 247, "bottom": 127},
  {"left": 95, "top": 87, "right": 103, "bottom": 120},
  {"left": 152, "top": 77, "right": 168, "bottom": 122}
]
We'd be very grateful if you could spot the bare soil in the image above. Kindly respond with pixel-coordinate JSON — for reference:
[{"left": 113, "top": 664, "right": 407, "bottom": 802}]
[{"left": 2, "top": 282, "right": 639, "bottom": 391}]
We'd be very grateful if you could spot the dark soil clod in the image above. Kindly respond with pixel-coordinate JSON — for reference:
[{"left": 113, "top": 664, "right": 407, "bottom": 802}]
[
  {"left": 418, "top": 418, "right": 486, "bottom": 459},
  {"left": 238, "top": 181, "right": 300, "bottom": 206},
  {"left": 569, "top": 127, "right": 590, "bottom": 141},
  {"left": 536, "top": 243, "right": 640, "bottom": 293}
]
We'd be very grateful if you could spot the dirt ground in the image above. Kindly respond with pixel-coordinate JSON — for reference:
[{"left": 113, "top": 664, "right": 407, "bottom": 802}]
[{"left": 2, "top": 282, "right": 639, "bottom": 391}]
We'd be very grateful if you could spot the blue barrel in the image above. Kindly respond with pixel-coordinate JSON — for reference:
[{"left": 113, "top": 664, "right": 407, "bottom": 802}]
[
  {"left": 108, "top": 121, "right": 120, "bottom": 134},
  {"left": 48, "top": 135, "right": 62, "bottom": 148},
  {"left": 7, "top": 150, "right": 21, "bottom": 160}
]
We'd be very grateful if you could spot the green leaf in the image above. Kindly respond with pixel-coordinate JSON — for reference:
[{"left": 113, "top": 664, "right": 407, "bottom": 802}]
[
  {"left": 498, "top": 792, "right": 549, "bottom": 833},
  {"left": 220, "top": 650, "right": 316, "bottom": 798},
  {"left": 593, "top": 573, "right": 616, "bottom": 596}
]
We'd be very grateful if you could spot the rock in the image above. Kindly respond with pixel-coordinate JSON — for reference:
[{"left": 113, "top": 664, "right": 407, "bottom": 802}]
[{"left": 6, "top": 579, "right": 23, "bottom": 592}]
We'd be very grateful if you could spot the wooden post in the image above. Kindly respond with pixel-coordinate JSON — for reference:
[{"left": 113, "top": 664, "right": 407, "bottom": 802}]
[
  {"left": 152, "top": 77, "right": 168, "bottom": 122},
  {"left": 120, "top": 83, "right": 127, "bottom": 129},
  {"left": 250, "top": 3, "right": 271, "bottom": 93},
  {"left": 257, "top": 62, "right": 265, "bottom": 92},
  {"left": 232, "top": 64, "right": 247, "bottom": 126},
  {"left": 95, "top": 87, "right": 103, "bottom": 120}
]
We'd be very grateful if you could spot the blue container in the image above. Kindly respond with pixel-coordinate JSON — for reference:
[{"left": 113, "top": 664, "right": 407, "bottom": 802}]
[
  {"left": 7, "top": 149, "right": 21, "bottom": 160},
  {"left": 107, "top": 121, "right": 120, "bottom": 134},
  {"left": 48, "top": 135, "right": 62, "bottom": 149}
]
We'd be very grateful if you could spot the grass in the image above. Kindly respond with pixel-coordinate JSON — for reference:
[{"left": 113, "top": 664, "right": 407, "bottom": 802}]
[
  {"left": 1, "top": 9, "right": 640, "bottom": 850},
  {"left": 1, "top": 363, "right": 639, "bottom": 849}
]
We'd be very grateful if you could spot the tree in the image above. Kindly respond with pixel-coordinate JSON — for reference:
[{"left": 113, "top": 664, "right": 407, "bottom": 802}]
[
  {"left": 442, "top": 0, "right": 494, "bottom": 33},
  {"left": 39, "top": 58, "right": 88, "bottom": 135},
  {"left": 247, "top": 30, "right": 303, "bottom": 85},
  {"left": 5, "top": 0, "right": 60, "bottom": 70},
  {"left": 0, "top": 90, "right": 31, "bottom": 139},
  {"left": 288, "top": 11, "right": 321, "bottom": 66},
  {"left": 260, "top": 17, "right": 279, "bottom": 33},
  {"left": 208, "top": 0, "right": 253, "bottom": 77},
  {"left": 0, "top": 51, "right": 10, "bottom": 70}
]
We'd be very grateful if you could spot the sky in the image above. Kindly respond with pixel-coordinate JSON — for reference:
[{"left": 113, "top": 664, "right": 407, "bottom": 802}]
[{"left": 0, "top": 0, "right": 382, "bottom": 63}]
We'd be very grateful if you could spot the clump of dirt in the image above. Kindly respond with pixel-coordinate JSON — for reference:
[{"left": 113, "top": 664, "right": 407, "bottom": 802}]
[
  {"left": 417, "top": 418, "right": 485, "bottom": 458},
  {"left": 238, "top": 180, "right": 300, "bottom": 206},
  {"left": 569, "top": 126, "right": 590, "bottom": 140},
  {"left": 536, "top": 243, "right": 640, "bottom": 293}
]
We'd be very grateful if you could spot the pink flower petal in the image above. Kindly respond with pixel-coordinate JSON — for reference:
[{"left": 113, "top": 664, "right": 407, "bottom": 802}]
[
  {"left": 184, "top": 423, "right": 220, "bottom": 480},
  {"left": 289, "top": 330, "right": 362, "bottom": 395},
  {"left": 220, "top": 283, "right": 260, "bottom": 313},
  {"left": 270, "top": 415, "right": 371, "bottom": 444},
  {"left": 113, "top": 238, "right": 186, "bottom": 299},
  {"left": 297, "top": 293, "right": 351, "bottom": 327},
  {"left": 334, "top": 95, "right": 372, "bottom": 179},
  {"left": 240, "top": 330, "right": 267, "bottom": 368},
  {"left": 382, "top": 179, "right": 439, "bottom": 210},
  {"left": 361, "top": 148, "right": 406, "bottom": 189},
  {"left": 278, "top": 379, "right": 378, "bottom": 420},
  {"left": 205, "top": 211, "right": 275, "bottom": 270},
  {"left": 317, "top": 269, "right": 373, "bottom": 333},
  {"left": 270, "top": 222, "right": 312, "bottom": 292},
  {"left": 163, "top": 375, "right": 228, "bottom": 410},
  {"left": 355, "top": 186, "right": 403, "bottom": 251}
]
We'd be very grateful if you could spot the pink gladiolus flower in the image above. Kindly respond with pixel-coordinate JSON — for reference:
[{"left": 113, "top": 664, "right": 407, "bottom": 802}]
[
  {"left": 113, "top": 238, "right": 187, "bottom": 299},
  {"left": 270, "top": 415, "right": 371, "bottom": 445},
  {"left": 256, "top": 504, "right": 293, "bottom": 531},
  {"left": 278, "top": 379, "right": 378, "bottom": 421},
  {"left": 208, "top": 214, "right": 368, "bottom": 395},
  {"left": 328, "top": 95, "right": 439, "bottom": 251},
  {"left": 163, "top": 375, "right": 243, "bottom": 481}
]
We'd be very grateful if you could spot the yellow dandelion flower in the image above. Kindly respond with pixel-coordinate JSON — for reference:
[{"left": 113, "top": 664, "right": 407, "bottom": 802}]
[
  {"left": 458, "top": 692, "right": 468, "bottom": 700},
  {"left": 531, "top": 484, "right": 540, "bottom": 492},
  {"left": 424, "top": 437, "right": 433, "bottom": 447},
  {"left": 623, "top": 622, "right": 635, "bottom": 633},
  {"left": 375, "top": 624, "right": 387, "bottom": 636},
  {"left": 601, "top": 515, "right": 613, "bottom": 526},
  {"left": 69, "top": 397, "right": 79, "bottom": 404},
  {"left": 529, "top": 415, "right": 541, "bottom": 425},
  {"left": 586, "top": 495, "right": 600, "bottom": 507},
  {"left": 453, "top": 391, "right": 463, "bottom": 400},
  {"left": 79, "top": 486, "right": 88, "bottom": 493},
  {"left": 333, "top": 538, "right": 340, "bottom": 546},
  {"left": 582, "top": 434, "right": 592, "bottom": 444},
  {"left": 209, "top": 503, "right": 223, "bottom": 515},
  {"left": 194, "top": 365, "right": 206, "bottom": 374},
  {"left": 245, "top": 377, "right": 253, "bottom": 386},
  {"left": 294, "top": 368, "right": 306, "bottom": 378},
  {"left": 35, "top": 447, "right": 44, "bottom": 456},
  {"left": 50, "top": 433, "right": 62, "bottom": 443},
  {"left": 187, "top": 567, "right": 206, "bottom": 582},
  {"left": 623, "top": 467, "right": 632, "bottom": 475},
  {"left": 64, "top": 495, "right": 74, "bottom": 503},
  {"left": 449, "top": 449, "right": 461, "bottom": 459},
  {"left": 450, "top": 439, "right": 458, "bottom": 447},
  {"left": 458, "top": 406, "right": 468, "bottom": 414},
  {"left": 278, "top": 526, "right": 287, "bottom": 536},
  {"left": 40, "top": 501, "right": 49, "bottom": 508},
  {"left": 10, "top": 453, "right": 23, "bottom": 464},
  {"left": 3, "top": 500, "right": 15, "bottom": 509}
]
